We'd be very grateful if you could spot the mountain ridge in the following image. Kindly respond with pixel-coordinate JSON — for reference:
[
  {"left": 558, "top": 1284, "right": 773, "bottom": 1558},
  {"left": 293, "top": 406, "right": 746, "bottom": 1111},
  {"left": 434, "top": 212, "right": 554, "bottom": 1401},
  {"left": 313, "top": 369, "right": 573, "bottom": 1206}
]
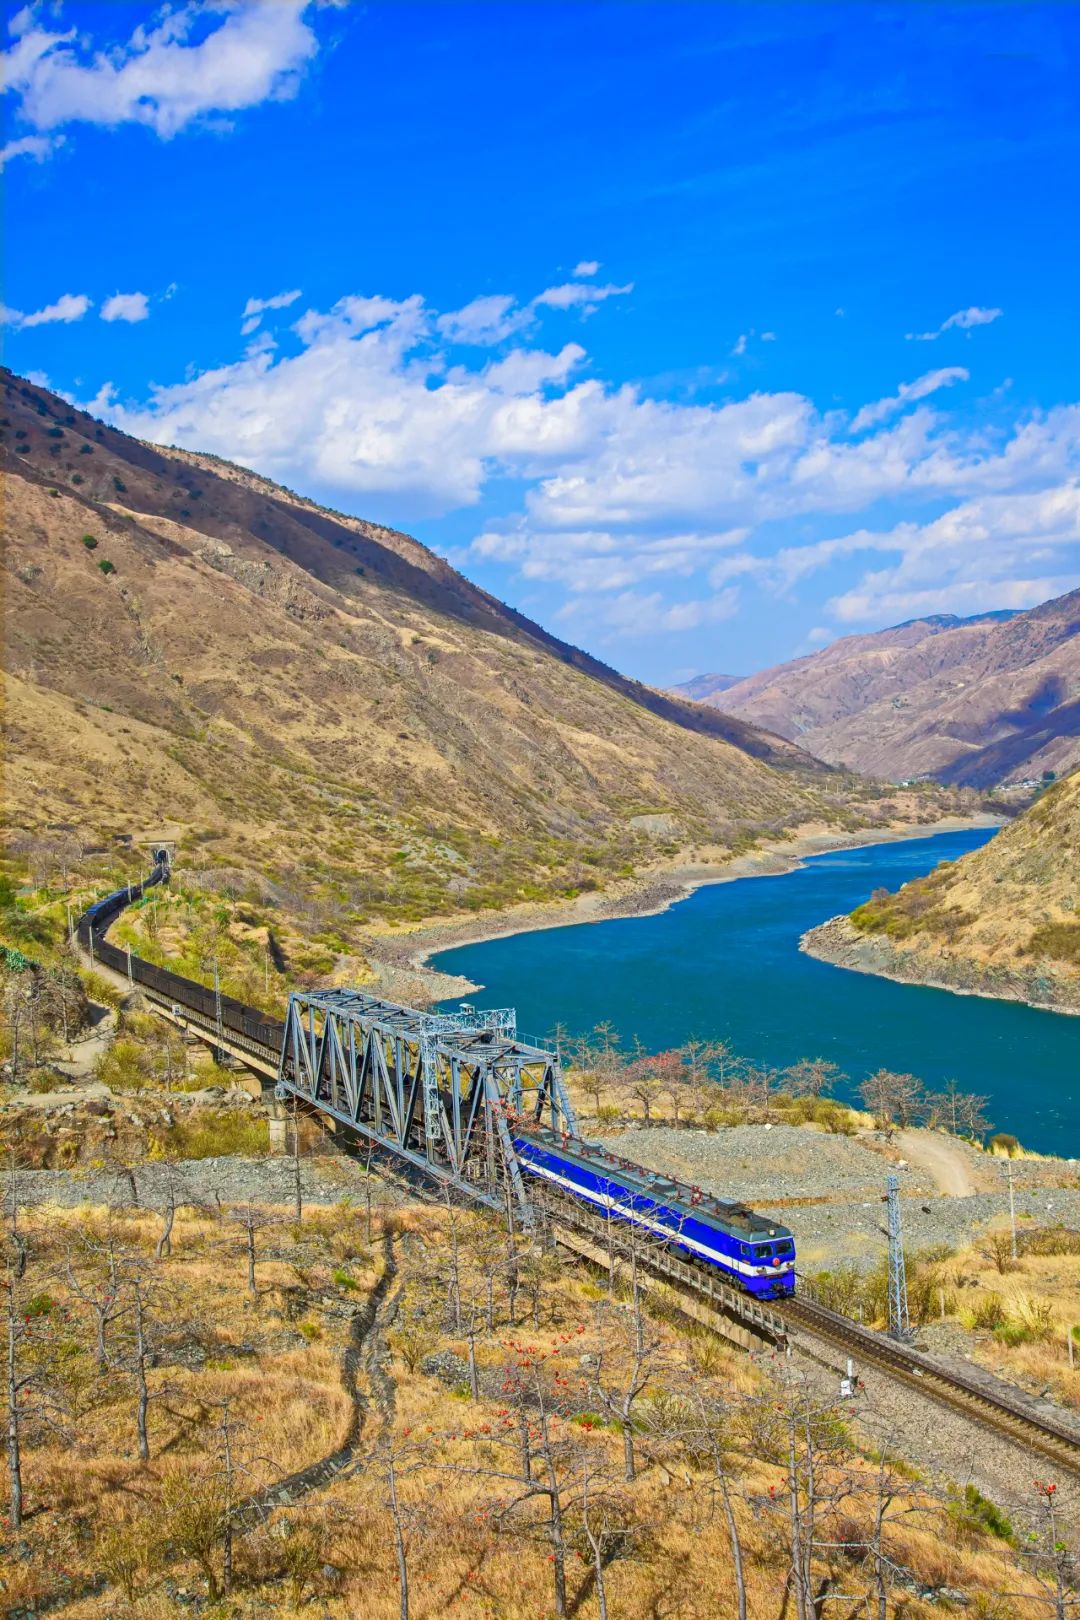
[
  {"left": 3, "top": 367, "right": 881, "bottom": 937},
  {"left": 675, "top": 595, "right": 1079, "bottom": 786}
]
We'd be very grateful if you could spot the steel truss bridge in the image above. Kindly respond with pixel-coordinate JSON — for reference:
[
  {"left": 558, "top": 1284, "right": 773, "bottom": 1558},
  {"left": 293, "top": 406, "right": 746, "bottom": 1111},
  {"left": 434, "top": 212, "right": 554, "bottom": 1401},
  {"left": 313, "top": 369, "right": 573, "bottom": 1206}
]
[
  {"left": 75, "top": 865, "right": 1080, "bottom": 1467},
  {"left": 277, "top": 989, "right": 578, "bottom": 1222}
]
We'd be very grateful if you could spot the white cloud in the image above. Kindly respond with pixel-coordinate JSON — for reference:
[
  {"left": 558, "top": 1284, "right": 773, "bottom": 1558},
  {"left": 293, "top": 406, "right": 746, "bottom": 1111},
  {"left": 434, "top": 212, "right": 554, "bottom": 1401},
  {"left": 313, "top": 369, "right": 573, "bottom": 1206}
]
[
  {"left": 572, "top": 260, "right": 599, "bottom": 277},
  {"left": 907, "top": 306, "right": 1003, "bottom": 342},
  {"left": 470, "top": 525, "right": 749, "bottom": 594},
  {"left": 818, "top": 484, "right": 1080, "bottom": 624},
  {"left": 731, "top": 334, "right": 748, "bottom": 357},
  {"left": 84, "top": 277, "right": 1080, "bottom": 634},
  {"left": 4, "top": 291, "right": 91, "bottom": 328},
  {"left": 0, "top": 130, "right": 59, "bottom": 166},
  {"left": 532, "top": 280, "right": 632, "bottom": 312},
  {"left": 2, "top": 1, "right": 325, "bottom": 151},
  {"left": 850, "top": 366, "right": 969, "bottom": 432},
  {"left": 558, "top": 587, "right": 740, "bottom": 637},
  {"left": 100, "top": 290, "right": 149, "bottom": 324},
  {"left": 240, "top": 287, "right": 302, "bottom": 335},
  {"left": 436, "top": 294, "right": 530, "bottom": 346}
]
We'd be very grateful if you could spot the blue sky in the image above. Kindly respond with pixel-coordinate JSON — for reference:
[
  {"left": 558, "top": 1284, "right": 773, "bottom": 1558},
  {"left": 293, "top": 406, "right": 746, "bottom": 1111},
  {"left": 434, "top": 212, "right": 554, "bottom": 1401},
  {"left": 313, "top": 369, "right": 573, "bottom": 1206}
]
[{"left": 5, "top": 2, "right": 1080, "bottom": 684}]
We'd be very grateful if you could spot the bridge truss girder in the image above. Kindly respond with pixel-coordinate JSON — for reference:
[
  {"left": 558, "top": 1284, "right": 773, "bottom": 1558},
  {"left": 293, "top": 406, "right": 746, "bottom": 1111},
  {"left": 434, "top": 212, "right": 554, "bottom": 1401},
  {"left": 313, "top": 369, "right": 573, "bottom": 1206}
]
[{"left": 277, "top": 989, "right": 577, "bottom": 1219}]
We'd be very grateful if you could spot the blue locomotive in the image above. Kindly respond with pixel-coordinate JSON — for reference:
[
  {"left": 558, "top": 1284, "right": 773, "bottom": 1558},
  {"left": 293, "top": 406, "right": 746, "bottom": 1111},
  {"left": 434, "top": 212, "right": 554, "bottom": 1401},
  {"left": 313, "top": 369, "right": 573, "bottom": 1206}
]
[{"left": 513, "top": 1129, "right": 796, "bottom": 1299}]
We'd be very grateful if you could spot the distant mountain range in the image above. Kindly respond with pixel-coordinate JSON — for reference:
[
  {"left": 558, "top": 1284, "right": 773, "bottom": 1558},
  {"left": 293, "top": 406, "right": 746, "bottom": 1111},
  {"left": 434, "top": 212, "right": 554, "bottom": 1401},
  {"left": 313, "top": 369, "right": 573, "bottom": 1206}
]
[{"left": 675, "top": 595, "right": 1080, "bottom": 786}]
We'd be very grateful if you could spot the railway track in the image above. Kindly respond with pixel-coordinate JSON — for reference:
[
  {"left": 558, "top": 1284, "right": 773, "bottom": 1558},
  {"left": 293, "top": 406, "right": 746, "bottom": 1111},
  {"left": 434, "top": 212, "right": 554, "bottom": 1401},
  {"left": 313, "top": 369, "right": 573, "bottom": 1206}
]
[
  {"left": 781, "top": 1295, "right": 1080, "bottom": 1476},
  {"left": 80, "top": 865, "right": 1080, "bottom": 1480}
]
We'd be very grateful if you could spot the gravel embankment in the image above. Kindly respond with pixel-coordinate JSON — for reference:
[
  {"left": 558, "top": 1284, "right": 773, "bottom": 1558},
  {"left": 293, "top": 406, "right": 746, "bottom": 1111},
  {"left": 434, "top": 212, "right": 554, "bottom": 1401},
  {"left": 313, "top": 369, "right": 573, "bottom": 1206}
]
[
  {"left": 10, "top": 1154, "right": 407, "bottom": 1212},
  {"left": 593, "top": 1124, "right": 1080, "bottom": 1268}
]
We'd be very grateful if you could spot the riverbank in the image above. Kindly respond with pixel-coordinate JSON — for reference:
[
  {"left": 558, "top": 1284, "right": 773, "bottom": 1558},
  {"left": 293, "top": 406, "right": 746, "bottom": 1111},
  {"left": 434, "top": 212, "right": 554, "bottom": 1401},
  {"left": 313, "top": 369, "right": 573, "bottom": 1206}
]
[
  {"left": 802, "top": 913, "right": 1080, "bottom": 1018},
  {"left": 362, "top": 813, "right": 1004, "bottom": 1006}
]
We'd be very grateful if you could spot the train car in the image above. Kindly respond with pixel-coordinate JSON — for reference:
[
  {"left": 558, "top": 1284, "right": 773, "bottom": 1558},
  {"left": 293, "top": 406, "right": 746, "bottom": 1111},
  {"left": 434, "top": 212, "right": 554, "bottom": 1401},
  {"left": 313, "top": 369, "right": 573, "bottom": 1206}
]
[{"left": 513, "top": 1128, "right": 796, "bottom": 1298}]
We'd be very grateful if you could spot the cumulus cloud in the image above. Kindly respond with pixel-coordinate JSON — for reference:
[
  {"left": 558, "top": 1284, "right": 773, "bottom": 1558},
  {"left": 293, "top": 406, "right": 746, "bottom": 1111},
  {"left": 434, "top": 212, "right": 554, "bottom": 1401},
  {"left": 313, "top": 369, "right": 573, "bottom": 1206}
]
[
  {"left": 4, "top": 291, "right": 91, "bottom": 327},
  {"left": 2, "top": 1, "right": 328, "bottom": 156},
  {"left": 572, "top": 260, "right": 600, "bottom": 277},
  {"left": 101, "top": 290, "right": 149, "bottom": 323},
  {"left": 907, "top": 306, "right": 1003, "bottom": 341},
  {"left": 240, "top": 287, "right": 302, "bottom": 335},
  {"left": 850, "top": 366, "right": 969, "bottom": 433},
  {"left": 83, "top": 277, "right": 1080, "bottom": 636},
  {"left": 815, "top": 485, "right": 1080, "bottom": 624}
]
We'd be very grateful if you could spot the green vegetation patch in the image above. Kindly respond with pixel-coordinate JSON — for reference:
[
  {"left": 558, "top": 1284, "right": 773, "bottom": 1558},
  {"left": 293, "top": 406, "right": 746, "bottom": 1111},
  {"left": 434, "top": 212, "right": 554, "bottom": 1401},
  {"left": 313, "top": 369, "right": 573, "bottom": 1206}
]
[
  {"left": 850, "top": 864, "right": 976, "bottom": 942},
  {"left": 1026, "top": 919, "right": 1080, "bottom": 964}
]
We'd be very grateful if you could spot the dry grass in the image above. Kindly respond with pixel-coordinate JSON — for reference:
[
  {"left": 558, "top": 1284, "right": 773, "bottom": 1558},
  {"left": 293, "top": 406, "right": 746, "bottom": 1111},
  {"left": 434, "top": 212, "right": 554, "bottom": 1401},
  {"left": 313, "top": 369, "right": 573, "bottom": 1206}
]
[{"left": 0, "top": 1196, "right": 1066, "bottom": 1618}]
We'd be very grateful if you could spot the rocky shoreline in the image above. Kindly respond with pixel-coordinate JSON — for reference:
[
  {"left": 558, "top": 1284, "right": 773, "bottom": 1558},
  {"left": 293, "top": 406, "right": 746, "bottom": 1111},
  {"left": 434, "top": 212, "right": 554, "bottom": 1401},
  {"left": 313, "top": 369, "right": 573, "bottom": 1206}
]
[
  {"left": 362, "top": 814, "right": 1003, "bottom": 1007},
  {"left": 801, "top": 913, "right": 1080, "bottom": 1017}
]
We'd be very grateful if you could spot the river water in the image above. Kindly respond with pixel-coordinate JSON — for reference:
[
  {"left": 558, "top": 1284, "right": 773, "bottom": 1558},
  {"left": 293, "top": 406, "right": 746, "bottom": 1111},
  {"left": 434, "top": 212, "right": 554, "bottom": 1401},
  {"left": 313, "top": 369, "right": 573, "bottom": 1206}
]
[{"left": 432, "top": 829, "right": 1080, "bottom": 1155}]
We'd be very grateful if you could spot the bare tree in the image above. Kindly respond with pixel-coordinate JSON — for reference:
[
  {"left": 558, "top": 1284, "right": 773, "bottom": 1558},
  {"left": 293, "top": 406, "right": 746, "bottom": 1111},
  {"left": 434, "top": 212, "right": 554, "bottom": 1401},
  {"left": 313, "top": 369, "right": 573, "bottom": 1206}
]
[
  {"left": 1014, "top": 1482, "right": 1080, "bottom": 1618},
  {"left": 783, "top": 1058, "right": 845, "bottom": 1101},
  {"left": 925, "top": 1079, "right": 991, "bottom": 1141},
  {"left": 622, "top": 1042, "right": 663, "bottom": 1125},
  {"left": 588, "top": 1229, "right": 663, "bottom": 1482},
  {"left": 232, "top": 1204, "right": 276, "bottom": 1298},
  {"left": 156, "top": 1160, "right": 181, "bottom": 1260},
  {"left": 859, "top": 1069, "right": 926, "bottom": 1133},
  {"left": 64, "top": 1231, "right": 126, "bottom": 1370}
]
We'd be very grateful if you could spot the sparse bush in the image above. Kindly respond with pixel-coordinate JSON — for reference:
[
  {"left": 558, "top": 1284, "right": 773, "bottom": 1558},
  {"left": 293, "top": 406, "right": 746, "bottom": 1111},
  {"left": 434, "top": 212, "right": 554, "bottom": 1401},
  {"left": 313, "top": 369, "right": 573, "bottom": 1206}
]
[
  {"left": 1019, "top": 1225, "right": 1080, "bottom": 1257},
  {"left": 94, "top": 1036, "right": 153, "bottom": 1091},
  {"left": 989, "top": 1132, "right": 1020, "bottom": 1157},
  {"left": 995, "top": 1294, "right": 1056, "bottom": 1346},
  {"left": 981, "top": 1230, "right": 1020, "bottom": 1274},
  {"left": 97, "top": 558, "right": 116, "bottom": 576},
  {"left": 948, "top": 1483, "right": 1014, "bottom": 1545},
  {"left": 967, "top": 1291, "right": 1007, "bottom": 1331},
  {"left": 81, "top": 533, "right": 98, "bottom": 549}
]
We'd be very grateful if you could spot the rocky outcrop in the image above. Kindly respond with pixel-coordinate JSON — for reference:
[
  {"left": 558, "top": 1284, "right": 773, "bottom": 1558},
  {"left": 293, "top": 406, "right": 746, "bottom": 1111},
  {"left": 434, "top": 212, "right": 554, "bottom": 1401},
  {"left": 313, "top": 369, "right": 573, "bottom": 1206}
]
[{"left": 801, "top": 914, "right": 1080, "bottom": 1015}]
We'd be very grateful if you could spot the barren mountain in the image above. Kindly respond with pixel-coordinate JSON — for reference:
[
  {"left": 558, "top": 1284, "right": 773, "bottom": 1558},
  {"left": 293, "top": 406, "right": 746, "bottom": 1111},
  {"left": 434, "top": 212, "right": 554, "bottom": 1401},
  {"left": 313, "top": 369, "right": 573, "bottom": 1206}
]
[
  {"left": 1, "top": 367, "right": 874, "bottom": 928},
  {"left": 678, "top": 600, "right": 1080, "bottom": 786},
  {"left": 803, "top": 771, "right": 1080, "bottom": 1013}
]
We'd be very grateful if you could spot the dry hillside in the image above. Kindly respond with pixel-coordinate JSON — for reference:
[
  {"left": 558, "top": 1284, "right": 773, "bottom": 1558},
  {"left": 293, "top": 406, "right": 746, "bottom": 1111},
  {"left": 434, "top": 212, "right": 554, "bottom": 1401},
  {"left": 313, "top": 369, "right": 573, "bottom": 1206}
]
[
  {"left": 679, "top": 599, "right": 1080, "bottom": 786},
  {"left": 803, "top": 771, "right": 1080, "bottom": 1012},
  {"left": 2, "top": 368, "right": 905, "bottom": 929}
]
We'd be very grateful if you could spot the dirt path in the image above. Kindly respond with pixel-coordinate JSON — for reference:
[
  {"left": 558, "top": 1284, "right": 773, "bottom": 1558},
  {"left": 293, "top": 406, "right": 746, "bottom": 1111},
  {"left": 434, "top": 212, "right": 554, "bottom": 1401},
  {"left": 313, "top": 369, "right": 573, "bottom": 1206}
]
[{"left": 893, "top": 1129, "right": 982, "bottom": 1197}]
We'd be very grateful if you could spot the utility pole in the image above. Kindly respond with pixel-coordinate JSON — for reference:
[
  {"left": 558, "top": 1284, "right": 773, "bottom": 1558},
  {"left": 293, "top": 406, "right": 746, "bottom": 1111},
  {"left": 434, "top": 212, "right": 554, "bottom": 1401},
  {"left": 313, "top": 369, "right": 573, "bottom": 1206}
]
[
  {"left": 1007, "top": 1158, "right": 1018, "bottom": 1260},
  {"left": 885, "top": 1174, "right": 913, "bottom": 1342}
]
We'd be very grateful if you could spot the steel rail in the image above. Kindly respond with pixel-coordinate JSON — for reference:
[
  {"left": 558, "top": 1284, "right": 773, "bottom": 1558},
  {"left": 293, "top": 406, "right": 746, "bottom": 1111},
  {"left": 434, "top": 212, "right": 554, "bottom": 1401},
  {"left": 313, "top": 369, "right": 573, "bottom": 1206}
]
[
  {"left": 78, "top": 868, "right": 1080, "bottom": 1476},
  {"left": 779, "top": 1296, "right": 1080, "bottom": 1474}
]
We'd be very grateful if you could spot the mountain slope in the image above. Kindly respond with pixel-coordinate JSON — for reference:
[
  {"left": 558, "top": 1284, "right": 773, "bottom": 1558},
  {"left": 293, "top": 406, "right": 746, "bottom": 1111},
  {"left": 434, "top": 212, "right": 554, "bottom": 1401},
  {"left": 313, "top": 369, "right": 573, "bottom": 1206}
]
[
  {"left": 677, "top": 600, "right": 1080, "bottom": 785},
  {"left": 2, "top": 367, "right": 860, "bottom": 928},
  {"left": 803, "top": 772, "right": 1080, "bottom": 1013}
]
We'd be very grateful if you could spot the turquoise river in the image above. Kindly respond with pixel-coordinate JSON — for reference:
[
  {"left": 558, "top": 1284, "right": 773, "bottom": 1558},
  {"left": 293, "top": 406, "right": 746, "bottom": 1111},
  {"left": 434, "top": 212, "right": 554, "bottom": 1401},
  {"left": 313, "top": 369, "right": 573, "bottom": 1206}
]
[{"left": 432, "top": 828, "right": 1080, "bottom": 1156}]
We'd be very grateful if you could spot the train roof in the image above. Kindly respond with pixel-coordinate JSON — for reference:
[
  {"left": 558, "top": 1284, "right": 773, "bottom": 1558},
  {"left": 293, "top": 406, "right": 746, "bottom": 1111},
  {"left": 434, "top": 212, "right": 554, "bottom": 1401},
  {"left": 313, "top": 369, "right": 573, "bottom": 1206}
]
[{"left": 518, "top": 1126, "right": 792, "bottom": 1241}]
